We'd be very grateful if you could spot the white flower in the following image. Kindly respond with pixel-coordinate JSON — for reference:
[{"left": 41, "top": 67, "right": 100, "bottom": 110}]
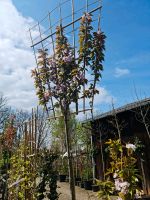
[
  {"left": 115, "top": 179, "right": 130, "bottom": 194},
  {"left": 120, "top": 181, "right": 130, "bottom": 188},
  {"left": 135, "top": 189, "right": 143, "bottom": 199},
  {"left": 115, "top": 179, "right": 122, "bottom": 191},
  {"left": 113, "top": 172, "right": 118, "bottom": 178},
  {"left": 126, "top": 143, "right": 136, "bottom": 151},
  {"left": 135, "top": 178, "right": 139, "bottom": 182},
  {"left": 120, "top": 181, "right": 130, "bottom": 194},
  {"left": 135, "top": 193, "right": 142, "bottom": 199},
  {"left": 117, "top": 198, "right": 123, "bottom": 200}
]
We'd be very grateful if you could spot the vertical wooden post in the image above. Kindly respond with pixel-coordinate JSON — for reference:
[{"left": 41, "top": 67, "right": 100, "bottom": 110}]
[
  {"left": 91, "top": 135, "right": 96, "bottom": 181},
  {"left": 34, "top": 108, "right": 37, "bottom": 191},
  {"left": 98, "top": 122, "right": 105, "bottom": 180},
  {"left": 30, "top": 109, "right": 34, "bottom": 200},
  {"left": 24, "top": 122, "right": 27, "bottom": 200},
  {"left": 64, "top": 110, "right": 76, "bottom": 200},
  {"left": 29, "top": 119, "right": 32, "bottom": 159},
  {"left": 32, "top": 109, "right": 34, "bottom": 155}
]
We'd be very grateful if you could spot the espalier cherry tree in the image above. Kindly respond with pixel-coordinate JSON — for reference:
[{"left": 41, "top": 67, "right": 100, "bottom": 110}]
[{"left": 31, "top": 8, "right": 106, "bottom": 200}]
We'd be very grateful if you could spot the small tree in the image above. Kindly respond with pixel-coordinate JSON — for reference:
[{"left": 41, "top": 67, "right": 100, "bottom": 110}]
[{"left": 32, "top": 13, "right": 106, "bottom": 200}]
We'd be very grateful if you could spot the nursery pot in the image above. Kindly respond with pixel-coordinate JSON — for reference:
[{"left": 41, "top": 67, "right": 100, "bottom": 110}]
[
  {"left": 75, "top": 177, "right": 81, "bottom": 186},
  {"left": 84, "top": 180, "right": 93, "bottom": 190},
  {"left": 75, "top": 177, "right": 81, "bottom": 182},
  {"left": 65, "top": 176, "right": 69, "bottom": 182},
  {"left": 59, "top": 174, "right": 66, "bottom": 182},
  {"left": 141, "top": 196, "right": 150, "bottom": 200},
  {"left": 92, "top": 184, "right": 100, "bottom": 192},
  {"left": 79, "top": 181, "right": 84, "bottom": 188}
]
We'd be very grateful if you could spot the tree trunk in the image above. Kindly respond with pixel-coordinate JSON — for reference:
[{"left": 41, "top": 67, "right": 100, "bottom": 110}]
[{"left": 64, "top": 111, "right": 76, "bottom": 200}]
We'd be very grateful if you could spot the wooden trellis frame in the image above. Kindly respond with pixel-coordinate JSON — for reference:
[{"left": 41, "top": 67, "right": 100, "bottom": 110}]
[
  {"left": 8, "top": 109, "right": 38, "bottom": 199},
  {"left": 29, "top": 0, "right": 102, "bottom": 119},
  {"left": 29, "top": 1, "right": 104, "bottom": 200}
]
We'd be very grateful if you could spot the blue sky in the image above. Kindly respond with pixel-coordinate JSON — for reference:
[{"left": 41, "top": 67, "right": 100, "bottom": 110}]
[{"left": 0, "top": 0, "right": 150, "bottom": 112}]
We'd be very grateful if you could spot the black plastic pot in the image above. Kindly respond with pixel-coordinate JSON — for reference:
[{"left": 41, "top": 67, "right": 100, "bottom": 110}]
[
  {"left": 75, "top": 177, "right": 81, "bottom": 186},
  {"left": 92, "top": 185, "right": 100, "bottom": 192},
  {"left": 84, "top": 180, "right": 93, "bottom": 190},
  {"left": 79, "top": 181, "right": 84, "bottom": 188},
  {"left": 75, "top": 177, "right": 81, "bottom": 182},
  {"left": 141, "top": 196, "right": 150, "bottom": 200},
  {"left": 59, "top": 174, "right": 66, "bottom": 182},
  {"left": 66, "top": 176, "right": 69, "bottom": 182},
  {"left": 77, "top": 181, "right": 81, "bottom": 186}
]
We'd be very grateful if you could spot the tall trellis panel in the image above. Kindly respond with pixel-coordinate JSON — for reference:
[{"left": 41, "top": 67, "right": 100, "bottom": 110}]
[{"left": 29, "top": 0, "right": 103, "bottom": 119}]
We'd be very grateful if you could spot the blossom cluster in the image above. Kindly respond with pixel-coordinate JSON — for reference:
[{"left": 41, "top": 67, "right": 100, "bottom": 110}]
[
  {"left": 32, "top": 26, "right": 87, "bottom": 110},
  {"left": 102, "top": 139, "right": 142, "bottom": 200},
  {"left": 79, "top": 12, "right": 106, "bottom": 106},
  {"left": 115, "top": 178, "right": 130, "bottom": 195},
  {"left": 81, "top": 12, "right": 92, "bottom": 23},
  {"left": 126, "top": 143, "right": 136, "bottom": 151},
  {"left": 32, "top": 13, "right": 106, "bottom": 112}
]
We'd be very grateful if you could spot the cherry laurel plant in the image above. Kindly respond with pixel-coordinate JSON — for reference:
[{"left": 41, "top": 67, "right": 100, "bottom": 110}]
[{"left": 31, "top": 12, "right": 106, "bottom": 112}]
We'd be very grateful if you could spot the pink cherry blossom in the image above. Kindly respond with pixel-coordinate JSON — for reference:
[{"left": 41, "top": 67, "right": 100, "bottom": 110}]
[
  {"left": 44, "top": 91, "right": 52, "bottom": 101},
  {"left": 63, "top": 55, "right": 72, "bottom": 63},
  {"left": 81, "top": 12, "right": 92, "bottom": 22}
]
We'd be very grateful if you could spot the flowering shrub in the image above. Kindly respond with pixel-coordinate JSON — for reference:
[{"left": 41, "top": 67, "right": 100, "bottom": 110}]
[{"left": 97, "top": 139, "right": 142, "bottom": 200}]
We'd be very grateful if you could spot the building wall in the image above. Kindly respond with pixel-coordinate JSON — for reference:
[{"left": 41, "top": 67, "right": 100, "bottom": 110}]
[{"left": 91, "top": 108, "right": 150, "bottom": 195}]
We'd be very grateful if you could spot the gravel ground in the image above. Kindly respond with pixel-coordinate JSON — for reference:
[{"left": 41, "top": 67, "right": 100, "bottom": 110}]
[
  {"left": 43, "top": 181, "right": 117, "bottom": 200},
  {"left": 57, "top": 182, "right": 98, "bottom": 200}
]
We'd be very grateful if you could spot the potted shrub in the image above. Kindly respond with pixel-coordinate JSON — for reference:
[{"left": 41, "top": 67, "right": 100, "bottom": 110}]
[
  {"left": 83, "top": 166, "right": 93, "bottom": 190},
  {"left": 92, "top": 179, "right": 100, "bottom": 192},
  {"left": 92, "top": 184, "right": 100, "bottom": 192},
  {"left": 58, "top": 157, "right": 68, "bottom": 182},
  {"left": 76, "top": 154, "right": 85, "bottom": 188},
  {"left": 75, "top": 177, "right": 81, "bottom": 186},
  {"left": 59, "top": 174, "right": 67, "bottom": 182},
  {"left": 79, "top": 181, "right": 84, "bottom": 188}
]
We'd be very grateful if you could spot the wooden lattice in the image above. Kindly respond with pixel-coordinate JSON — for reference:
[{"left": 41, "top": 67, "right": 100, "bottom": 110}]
[{"left": 29, "top": 0, "right": 103, "bottom": 119}]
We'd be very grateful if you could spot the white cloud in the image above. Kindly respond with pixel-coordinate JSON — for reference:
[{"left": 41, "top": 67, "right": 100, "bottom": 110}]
[
  {"left": 0, "top": 0, "right": 38, "bottom": 111},
  {"left": 76, "top": 86, "right": 114, "bottom": 120},
  {"left": 73, "top": 86, "right": 113, "bottom": 108},
  {"left": 94, "top": 86, "right": 114, "bottom": 105},
  {"left": 114, "top": 67, "right": 130, "bottom": 78}
]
